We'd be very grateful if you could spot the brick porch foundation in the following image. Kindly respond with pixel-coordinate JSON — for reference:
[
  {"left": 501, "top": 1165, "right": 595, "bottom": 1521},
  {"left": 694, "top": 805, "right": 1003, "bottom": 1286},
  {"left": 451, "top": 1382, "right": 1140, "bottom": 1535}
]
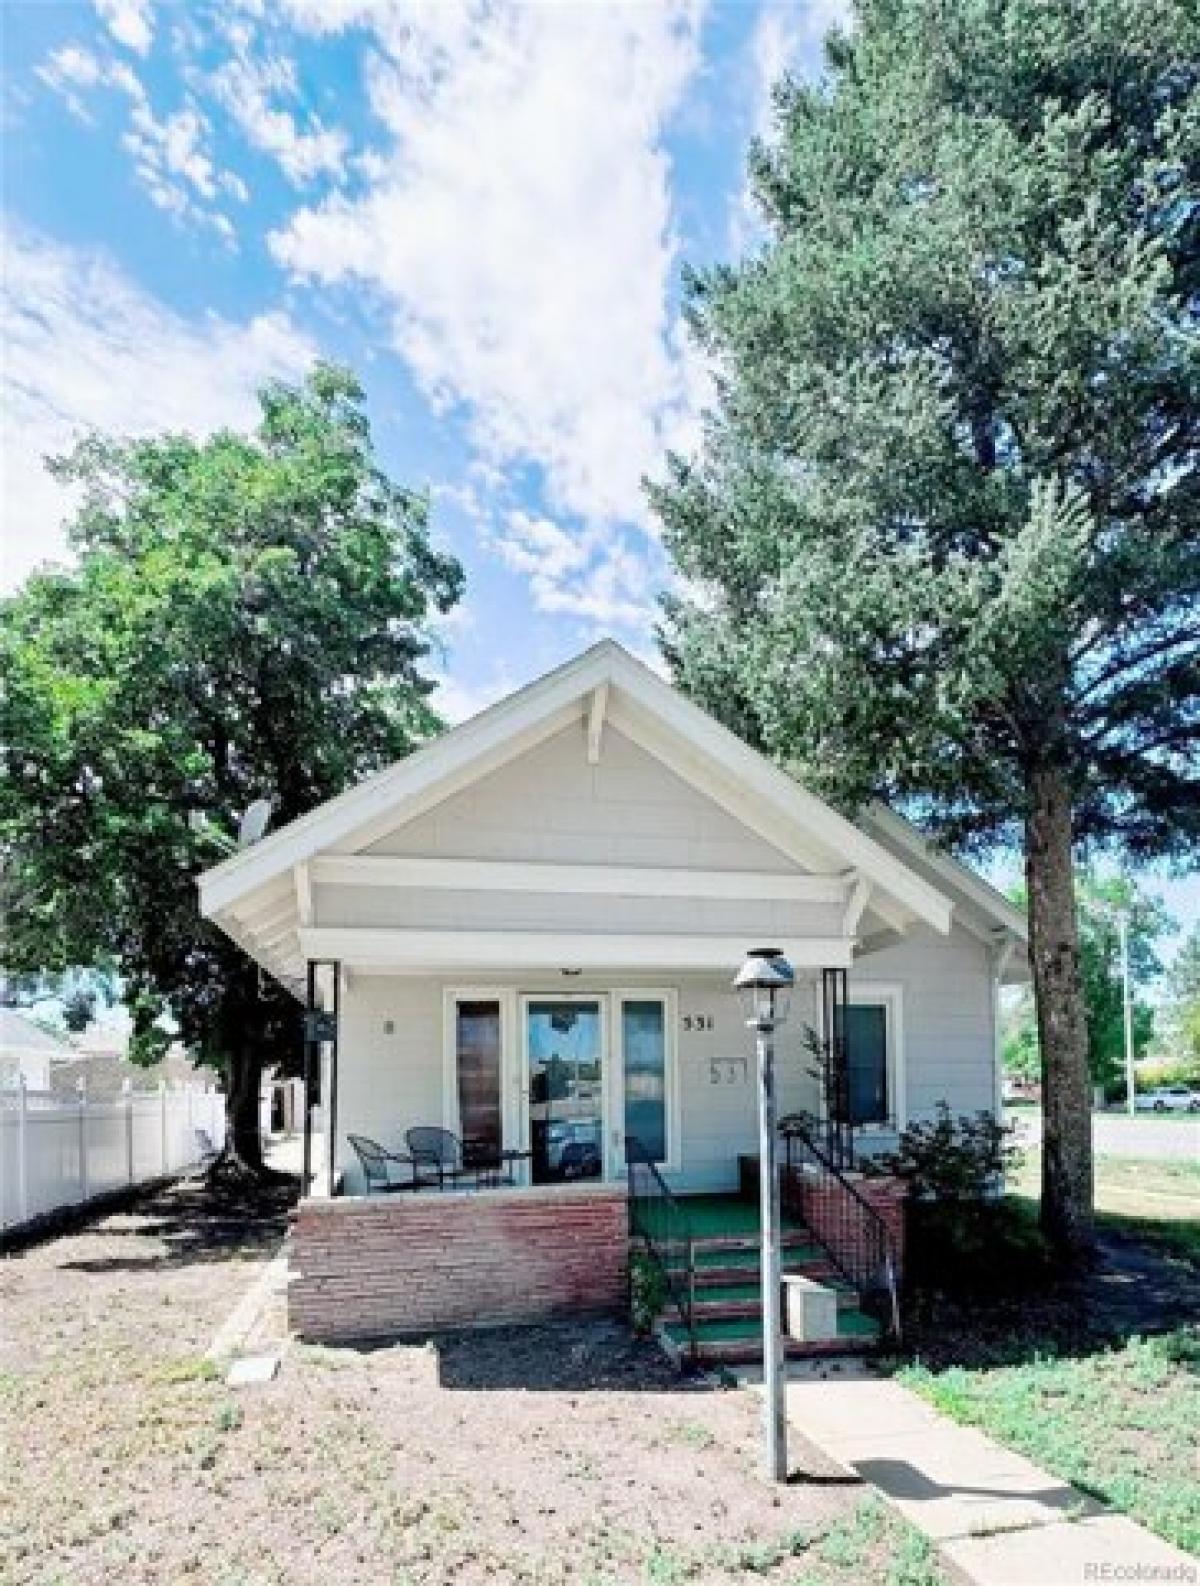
[
  {"left": 784, "top": 1168, "right": 907, "bottom": 1283},
  {"left": 289, "top": 1182, "right": 628, "bottom": 1343}
]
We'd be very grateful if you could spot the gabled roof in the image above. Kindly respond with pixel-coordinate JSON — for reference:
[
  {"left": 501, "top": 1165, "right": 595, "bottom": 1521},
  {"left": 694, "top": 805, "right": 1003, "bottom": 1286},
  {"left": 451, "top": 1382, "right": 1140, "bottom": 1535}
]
[
  {"left": 0, "top": 1009, "right": 75, "bottom": 1057},
  {"left": 861, "top": 804, "right": 1028, "bottom": 946},
  {"left": 197, "top": 640, "right": 1032, "bottom": 988}
]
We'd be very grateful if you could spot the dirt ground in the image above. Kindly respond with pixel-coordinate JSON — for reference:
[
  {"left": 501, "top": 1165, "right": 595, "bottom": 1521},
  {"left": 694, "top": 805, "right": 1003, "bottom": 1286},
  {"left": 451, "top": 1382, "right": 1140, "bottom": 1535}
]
[{"left": 1, "top": 1180, "right": 940, "bottom": 1586}]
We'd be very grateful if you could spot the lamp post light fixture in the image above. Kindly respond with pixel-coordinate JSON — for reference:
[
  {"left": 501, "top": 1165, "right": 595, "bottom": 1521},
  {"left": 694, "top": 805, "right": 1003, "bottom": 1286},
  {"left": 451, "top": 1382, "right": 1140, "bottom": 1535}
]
[{"left": 734, "top": 946, "right": 795, "bottom": 1483}]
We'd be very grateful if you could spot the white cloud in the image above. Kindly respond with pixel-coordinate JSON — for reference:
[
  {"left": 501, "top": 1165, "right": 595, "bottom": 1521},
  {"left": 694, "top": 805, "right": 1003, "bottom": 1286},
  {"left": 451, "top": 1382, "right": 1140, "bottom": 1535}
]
[
  {"left": 491, "top": 511, "right": 659, "bottom": 629},
  {"left": 1, "top": 228, "right": 317, "bottom": 591},
  {"left": 94, "top": 0, "right": 154, "bottom": 56},
  {"left": 431, "top": 665, "right": 518, "bottom": 726},
  {"left": 267, "top": 1, "right": 705, "bottom": 627},
  {"left": 36, "top": 45, "right": 106, "bottom": 117},
  {"left": 211, "top": 50, "right": 348, "bottom": 186},
  {"left": 36, "top": 47, "right": 238, "bottom": 239}
]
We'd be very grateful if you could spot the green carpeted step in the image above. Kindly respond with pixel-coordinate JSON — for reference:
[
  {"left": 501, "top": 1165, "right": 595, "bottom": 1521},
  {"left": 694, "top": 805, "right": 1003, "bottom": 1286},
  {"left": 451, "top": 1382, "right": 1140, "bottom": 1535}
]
[
  {"left": 663, "top": 1308, "right": 880, "bottom": 1350},
  {"left": 691, "top": 1242, "right": 826, "bottom": 1269},
  {"left": 690, "top": 1282, "right": 762, "bottom": 1304}
]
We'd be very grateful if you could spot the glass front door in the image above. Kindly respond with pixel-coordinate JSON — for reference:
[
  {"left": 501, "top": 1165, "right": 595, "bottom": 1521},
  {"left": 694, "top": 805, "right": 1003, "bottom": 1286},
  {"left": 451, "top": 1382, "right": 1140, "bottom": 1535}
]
[{"left": 526, "top": 999, "right": 603, "bottom": 1184}]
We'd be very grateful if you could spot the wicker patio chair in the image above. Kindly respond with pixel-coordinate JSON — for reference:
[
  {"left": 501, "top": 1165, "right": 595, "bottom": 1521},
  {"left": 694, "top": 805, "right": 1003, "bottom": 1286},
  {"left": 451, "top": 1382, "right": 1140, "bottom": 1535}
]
[
  {"left": 404, "top": 1126, "right": 477, "bottom": 1191},
  {"left": 347, "top": 1133, "right": 417, "bottom": 1194}
]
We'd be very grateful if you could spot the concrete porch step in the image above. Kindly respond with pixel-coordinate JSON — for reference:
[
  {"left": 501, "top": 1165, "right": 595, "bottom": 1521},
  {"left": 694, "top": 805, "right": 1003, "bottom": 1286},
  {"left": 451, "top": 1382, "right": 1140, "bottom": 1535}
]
[
  {"left": 661, "top": 1308, "right": 881, "bottom": 1365},
  {"left": 688, "top": 1229, "right": 816, "bottom": 1255},
  {"left": 687, "top": 1280, "right": 858, "bottom": 1320},
  {"left": 692, "top": 1255, "right": 845, "bottom": 1288}
]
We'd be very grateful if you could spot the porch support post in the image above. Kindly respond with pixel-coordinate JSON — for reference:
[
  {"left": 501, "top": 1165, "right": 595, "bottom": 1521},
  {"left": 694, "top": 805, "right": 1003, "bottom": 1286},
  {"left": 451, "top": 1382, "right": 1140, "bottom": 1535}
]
[
  {"left": 302, "top": 960, "right": 316, "bottom": 1193},
  {"left": 821, "top": 967, "right": 851, "bottom": 1167},
  {"left": 327, "top": 960, "right": 341, "bottom": 1199}
]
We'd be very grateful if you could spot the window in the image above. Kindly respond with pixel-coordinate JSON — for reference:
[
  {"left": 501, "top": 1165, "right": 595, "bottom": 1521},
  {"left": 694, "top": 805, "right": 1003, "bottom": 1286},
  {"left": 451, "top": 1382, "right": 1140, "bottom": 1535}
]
[
  {"left": 455, "top": 1000, "right": 502, "bottom": 1165},
  {"left": 844, "top": 1003, "right": 888, "bottom": 1126},
  {"left": 621, "top": 998, "right": 668, "bottom": 1163}
]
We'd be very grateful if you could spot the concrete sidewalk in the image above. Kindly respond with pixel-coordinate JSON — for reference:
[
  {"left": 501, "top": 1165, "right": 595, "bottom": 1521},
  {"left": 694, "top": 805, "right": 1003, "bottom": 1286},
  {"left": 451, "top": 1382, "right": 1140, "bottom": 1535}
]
[{"left": 780, "top": 1364, "right": 1195, "bottom": 1586}]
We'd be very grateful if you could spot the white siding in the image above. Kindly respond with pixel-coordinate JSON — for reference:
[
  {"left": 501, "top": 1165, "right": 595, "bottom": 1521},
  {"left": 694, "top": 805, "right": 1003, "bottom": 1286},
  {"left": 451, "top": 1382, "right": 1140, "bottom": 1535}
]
[
  {"left": 338, "top": 972, "right": 827, "bottom": 1196},
  {"left": 849, "top": 922, "right": 997, "bottom": 1152},
  {"left": 365, "top": 724, "right": 798, "bottom": 872},
  {"left": 335, "top": 977, "right": 444, "bottom": 1193}
]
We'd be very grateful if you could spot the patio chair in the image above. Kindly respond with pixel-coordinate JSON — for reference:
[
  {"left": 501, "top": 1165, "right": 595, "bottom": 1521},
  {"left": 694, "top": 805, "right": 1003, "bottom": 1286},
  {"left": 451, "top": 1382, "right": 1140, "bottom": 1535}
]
[
  {"left": 347, "top": 1133, "right": 417, "bottom": 1194},
  {"left": 405, "top": 1126, "right": 477, "bottom": 1191}
]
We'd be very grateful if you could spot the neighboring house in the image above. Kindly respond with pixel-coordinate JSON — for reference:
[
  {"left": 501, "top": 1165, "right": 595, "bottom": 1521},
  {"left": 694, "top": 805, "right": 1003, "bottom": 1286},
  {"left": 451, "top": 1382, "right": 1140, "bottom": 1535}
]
[
  {"left": 49, "top": 1025, "right": 219, "bottom": 1102},
  {"left": 0, "top": 1010, "right": 73, "bottom": 1092},
  {"left": 199, "top": 640, "right": 1028, "bottom": 1357}
]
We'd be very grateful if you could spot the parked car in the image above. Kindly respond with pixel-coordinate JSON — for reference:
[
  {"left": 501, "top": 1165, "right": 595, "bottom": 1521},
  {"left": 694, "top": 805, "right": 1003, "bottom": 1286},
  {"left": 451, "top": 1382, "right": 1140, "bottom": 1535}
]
[{"left": 1134, "top": 1085, "right": 1200, "bottom": 1113}]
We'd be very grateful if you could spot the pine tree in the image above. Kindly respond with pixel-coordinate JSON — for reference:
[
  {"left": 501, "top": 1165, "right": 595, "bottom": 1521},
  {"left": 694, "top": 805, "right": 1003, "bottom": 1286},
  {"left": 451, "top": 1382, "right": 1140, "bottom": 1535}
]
[{"left": 652, "top": 0, "right": 1199, "bottom": 1254}]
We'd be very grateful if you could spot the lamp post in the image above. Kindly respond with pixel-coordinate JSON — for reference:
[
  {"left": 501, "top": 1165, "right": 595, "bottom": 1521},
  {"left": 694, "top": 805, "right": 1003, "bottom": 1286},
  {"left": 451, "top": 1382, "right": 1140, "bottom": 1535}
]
[{"left": 734, "top": 946, "right": 795, "bottom": 1483}]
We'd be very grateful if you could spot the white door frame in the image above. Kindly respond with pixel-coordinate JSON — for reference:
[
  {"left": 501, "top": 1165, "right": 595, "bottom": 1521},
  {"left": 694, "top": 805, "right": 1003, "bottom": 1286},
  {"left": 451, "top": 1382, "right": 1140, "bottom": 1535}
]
[
  {"left": 518, "top": 991, "right": 610, "bottom": 1183},
  {"left": 442, "top": 986, "right": 519, "bottom": 1159},
  {"left": 609, "top": 987, "right": 679, "bottom": 1176}
]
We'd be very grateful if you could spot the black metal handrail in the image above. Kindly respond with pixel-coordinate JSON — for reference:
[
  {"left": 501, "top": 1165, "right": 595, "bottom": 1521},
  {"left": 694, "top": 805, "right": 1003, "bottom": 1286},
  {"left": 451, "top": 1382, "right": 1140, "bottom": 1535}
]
[
  {"left": 626, "top": 1137, "right": 696, "bottom": 1359},
  {"left": 780, "top": 1116, "right": 901, "bottom": 1341}
]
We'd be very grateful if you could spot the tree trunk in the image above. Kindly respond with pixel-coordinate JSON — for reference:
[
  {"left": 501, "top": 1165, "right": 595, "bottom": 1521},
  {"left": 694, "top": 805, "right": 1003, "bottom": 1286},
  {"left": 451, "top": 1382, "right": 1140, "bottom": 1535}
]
[
  {"left": 1025, "top": 763, "right": 1094, "bottom": 1258},
  {"left": 226, "top": 1037, "right": 266, "bottom": 1174}
]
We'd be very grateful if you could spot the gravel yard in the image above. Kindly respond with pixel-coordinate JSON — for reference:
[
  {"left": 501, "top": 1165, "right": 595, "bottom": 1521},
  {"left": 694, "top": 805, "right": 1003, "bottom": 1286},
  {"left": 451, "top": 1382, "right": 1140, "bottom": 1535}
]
[{"left": 0, "top": 1180, "right": 942, "bottom": 1586}]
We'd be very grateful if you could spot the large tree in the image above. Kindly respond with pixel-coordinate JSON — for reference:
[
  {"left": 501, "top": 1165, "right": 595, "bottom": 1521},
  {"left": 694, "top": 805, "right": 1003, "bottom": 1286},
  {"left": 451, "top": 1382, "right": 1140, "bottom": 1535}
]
[
  {"left": 652, "top": 0, "right": 1199, "bottom": 1254},
  {"left": 1, "top": 366, "right": 462, "bottom": 1172}
]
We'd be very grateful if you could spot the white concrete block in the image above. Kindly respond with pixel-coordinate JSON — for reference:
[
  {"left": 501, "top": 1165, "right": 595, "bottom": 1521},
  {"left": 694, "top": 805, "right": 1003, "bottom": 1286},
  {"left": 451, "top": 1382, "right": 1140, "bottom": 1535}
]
[{"left": 784, "top": 1274, "right": 838, "bottom": 1342}]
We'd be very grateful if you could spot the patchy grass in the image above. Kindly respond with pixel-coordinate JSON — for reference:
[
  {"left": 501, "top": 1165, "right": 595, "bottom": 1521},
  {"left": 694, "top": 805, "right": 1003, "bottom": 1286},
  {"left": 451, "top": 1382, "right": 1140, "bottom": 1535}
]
[
  {"left": 0, "top": 1178, "right": 948, "bottom": 1586},
  {"left": 901, "top": 1329, "right": 1200, "bottom": 1555},
  {"left": 1012, "top": 1153, "right": 1200, "bottom": 1268}
]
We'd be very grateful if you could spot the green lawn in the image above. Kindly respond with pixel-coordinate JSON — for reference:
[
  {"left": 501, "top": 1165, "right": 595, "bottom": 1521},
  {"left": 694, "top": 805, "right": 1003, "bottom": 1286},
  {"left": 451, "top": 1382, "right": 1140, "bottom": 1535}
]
[
  {"left": 1011, "top": 1154, "right": 1200, "bottom": 1267},
  {"left": 901, "top": 1330, "right": 1200, "bottom": 1555},
  {"left": 897, "top": 1154, "right": 1200, "bottom": 1556}
]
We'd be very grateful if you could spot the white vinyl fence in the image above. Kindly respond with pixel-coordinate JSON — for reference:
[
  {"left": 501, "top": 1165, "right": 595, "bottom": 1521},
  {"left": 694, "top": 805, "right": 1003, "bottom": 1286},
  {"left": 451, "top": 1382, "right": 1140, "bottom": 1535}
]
[{"left": 0, "top": 1079, "right": 226, "bottom": 1233}]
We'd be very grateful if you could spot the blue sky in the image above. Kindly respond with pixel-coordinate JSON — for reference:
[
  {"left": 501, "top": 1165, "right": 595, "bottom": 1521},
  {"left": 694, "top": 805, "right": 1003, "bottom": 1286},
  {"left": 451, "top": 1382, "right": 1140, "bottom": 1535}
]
[{"left": 3, "top": 0, "right": 1195, "bottom": 963}]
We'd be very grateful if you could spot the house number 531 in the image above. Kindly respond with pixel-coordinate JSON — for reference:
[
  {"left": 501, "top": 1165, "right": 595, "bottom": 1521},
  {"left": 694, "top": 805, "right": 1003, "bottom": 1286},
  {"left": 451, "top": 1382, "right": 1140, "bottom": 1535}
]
[{"left": 681, "top": 1014, "right": 715, "bottom": 1031}]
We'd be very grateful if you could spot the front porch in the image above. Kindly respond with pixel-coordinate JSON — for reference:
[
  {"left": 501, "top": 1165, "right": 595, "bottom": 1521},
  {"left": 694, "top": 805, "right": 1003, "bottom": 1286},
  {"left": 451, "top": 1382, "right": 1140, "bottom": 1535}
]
[{"left": 288, "top": 1148, "right": 906, "bottom": 1368}]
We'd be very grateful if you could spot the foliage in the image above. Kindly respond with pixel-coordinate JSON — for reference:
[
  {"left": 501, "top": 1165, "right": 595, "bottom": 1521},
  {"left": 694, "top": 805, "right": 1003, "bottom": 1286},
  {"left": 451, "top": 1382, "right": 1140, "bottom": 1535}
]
[
  {"left": 0, "top": 967, "right": 119, "bottom": 1036},
  {"left": 0, "top": 365, "right": 462, "bottom": 1163},
  {"left": 1135, "top": 1054, "right": 1200, "bottom": 1088},
  {"left": 901, "top": 1330, "right": 1200, "bottom": 1553},
  {"left": 880, "top": 1103, "right": 1042, "bottom": 1293},
  {"left": 877, "top": 1102, "right": 1022, "bottom": 1202},
  {"left": 629, "top": 1249, "right": 667, "bottom": 1336},
  {"left": 1000, "top": 1011, "right": 1039, "bottom": 1083},
  {"left": 652, "top": 0, "right": 1200, "bottom": 1251},
  {"left": 1164, "top": 926, "right": 1200, "bottom": 1061},
  {"left": 1003, "top": 873, "right": 1172, "bottom": 1089}
]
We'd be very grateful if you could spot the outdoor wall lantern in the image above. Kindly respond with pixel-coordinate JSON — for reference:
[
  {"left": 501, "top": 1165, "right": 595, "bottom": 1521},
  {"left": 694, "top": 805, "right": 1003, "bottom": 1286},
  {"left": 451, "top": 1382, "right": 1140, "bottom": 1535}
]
[{"left": 733, "top": 947, "right": 795, "bottom": 1484}]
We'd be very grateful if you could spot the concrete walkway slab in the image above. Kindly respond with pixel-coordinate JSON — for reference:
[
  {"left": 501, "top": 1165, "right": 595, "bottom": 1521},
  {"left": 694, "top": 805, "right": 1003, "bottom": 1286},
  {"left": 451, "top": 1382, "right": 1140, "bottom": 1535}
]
[{"left": 778, "top": 1366, "right": 1196, "bottom": 1586}]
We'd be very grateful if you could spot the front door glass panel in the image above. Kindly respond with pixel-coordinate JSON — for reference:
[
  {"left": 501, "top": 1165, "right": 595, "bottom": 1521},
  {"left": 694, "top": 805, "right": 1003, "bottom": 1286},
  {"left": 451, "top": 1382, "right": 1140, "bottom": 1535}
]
[{"left": 527, "top": 1000, "right": 602, "bottom": 1184}]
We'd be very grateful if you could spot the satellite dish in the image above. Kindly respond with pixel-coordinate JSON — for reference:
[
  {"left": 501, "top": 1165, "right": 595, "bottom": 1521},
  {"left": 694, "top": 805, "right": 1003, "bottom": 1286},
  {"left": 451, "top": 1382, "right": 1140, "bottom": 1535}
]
[{"left": 237, "top": 798, "right": 272, "bottom": 849}]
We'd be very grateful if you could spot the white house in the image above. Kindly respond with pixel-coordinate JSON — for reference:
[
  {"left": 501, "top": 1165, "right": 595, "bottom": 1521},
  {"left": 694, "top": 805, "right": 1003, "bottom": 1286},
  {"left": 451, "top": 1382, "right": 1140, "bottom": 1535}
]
[
  {"left": 198, "top": 640, "right": 1027, "bottom": 1357},
  {"left": 0, "top": 1009, "right": 72, "bottom": 1092}
]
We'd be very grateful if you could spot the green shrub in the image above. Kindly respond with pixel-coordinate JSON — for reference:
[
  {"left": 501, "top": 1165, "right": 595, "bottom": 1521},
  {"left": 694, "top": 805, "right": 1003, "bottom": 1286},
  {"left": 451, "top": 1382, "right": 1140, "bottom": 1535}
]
[
  {"left": 1135, "top": 1056, "right": 1200, "bottom": 1090},
  {"left": 629, "top": 1249, "right": 667, "bottom": 1335},
  {"left": 874, "top": 1105, "right": 1048, "bottom": 1296},
  {"left": 907, "top": 1196, "right": 1053, "bottom": 1296},
  {"left": 876, "top": 1101, "right": 1023, "bottom": 1201}
]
